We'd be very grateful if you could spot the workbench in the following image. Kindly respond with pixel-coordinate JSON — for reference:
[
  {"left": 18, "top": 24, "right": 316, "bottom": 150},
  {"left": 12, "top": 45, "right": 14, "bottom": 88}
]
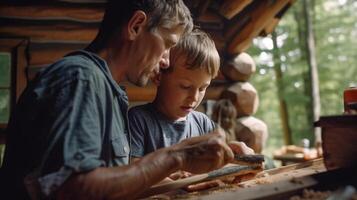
[{"left": 147, "top": 158, "right": 356, "bottom": 199}]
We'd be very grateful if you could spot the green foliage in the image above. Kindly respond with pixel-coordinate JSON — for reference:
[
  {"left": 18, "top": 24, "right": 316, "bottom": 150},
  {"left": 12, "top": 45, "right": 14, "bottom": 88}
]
[
  {"left": 0, "top": 53, "right": 11, "bottom": 87},
  {"left": 0, "top": 90, "right": 10, "bottom": 123},
  {"left": 248, "top": 0, "right": 357, "bottom": 155},
  {"left": 0, "top": 53, "right": 11, "bottom": 123}
]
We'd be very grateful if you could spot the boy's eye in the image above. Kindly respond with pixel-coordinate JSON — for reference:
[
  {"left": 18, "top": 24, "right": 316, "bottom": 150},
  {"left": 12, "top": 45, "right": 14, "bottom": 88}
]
[
  {"left": 199, "top": 86, "right": 208, "bottom": 92},
  {"left": 180, "top": 84, "right": 191, "bottom": 89}
]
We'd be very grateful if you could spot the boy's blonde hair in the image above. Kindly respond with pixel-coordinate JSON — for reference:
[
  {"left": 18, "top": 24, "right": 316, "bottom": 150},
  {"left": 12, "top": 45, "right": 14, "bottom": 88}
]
[{"left": 167, "top": 28, "right": 220, "bottom": 77}]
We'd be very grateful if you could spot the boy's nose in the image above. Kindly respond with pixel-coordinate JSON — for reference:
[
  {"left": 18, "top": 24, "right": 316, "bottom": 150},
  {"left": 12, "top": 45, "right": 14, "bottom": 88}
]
[
  {"left": 159, "top": 50, "right": 170, "bottom": 69},
  {"left": 190, "top": 90, "right": 199, "bottom": 102}
]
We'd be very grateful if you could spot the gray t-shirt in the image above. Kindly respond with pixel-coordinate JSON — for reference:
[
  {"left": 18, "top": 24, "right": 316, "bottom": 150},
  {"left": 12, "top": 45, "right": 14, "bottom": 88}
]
[{"left": 129, "top": 103, "right": 215, "bottom": 157}]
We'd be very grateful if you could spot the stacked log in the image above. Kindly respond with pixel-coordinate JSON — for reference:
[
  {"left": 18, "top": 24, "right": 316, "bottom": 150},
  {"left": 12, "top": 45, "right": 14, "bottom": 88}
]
[
  {"left": 213, "top": 52, "right": 268, "bottom": 153},
  {"left": 235, "top": 116, "right": 268, "bottom": 154}
]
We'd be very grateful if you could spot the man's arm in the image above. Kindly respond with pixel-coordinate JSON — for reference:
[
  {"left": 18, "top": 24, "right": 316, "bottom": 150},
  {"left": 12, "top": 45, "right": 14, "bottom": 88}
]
[{"left": 56, "top": 129, "right": 235, "bottom": 200}]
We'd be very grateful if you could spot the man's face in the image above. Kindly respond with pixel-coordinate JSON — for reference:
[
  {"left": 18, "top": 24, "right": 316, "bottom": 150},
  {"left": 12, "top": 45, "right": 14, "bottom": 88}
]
[
  {"left": 127, "top": 25, "right": 185, "bottom": 86},
  {"left": 155, "top": 57, "right": 212, "bottom": 121}
]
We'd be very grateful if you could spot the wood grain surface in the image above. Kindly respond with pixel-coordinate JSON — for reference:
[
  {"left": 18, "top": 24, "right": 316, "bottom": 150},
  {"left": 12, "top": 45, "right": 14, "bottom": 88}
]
[{"left": 143, "top": 164, "right": 263, "bottom": 197}]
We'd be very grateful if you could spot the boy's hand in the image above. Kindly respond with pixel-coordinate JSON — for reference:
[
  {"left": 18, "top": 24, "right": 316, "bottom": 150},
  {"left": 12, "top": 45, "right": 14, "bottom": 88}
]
[{"left": 228, "top": 141, "right": 255, "bottom": 155}]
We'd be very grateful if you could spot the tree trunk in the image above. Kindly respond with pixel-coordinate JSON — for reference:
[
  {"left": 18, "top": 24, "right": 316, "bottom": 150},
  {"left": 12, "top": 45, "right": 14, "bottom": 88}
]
[
  {"left": 303, "top": 0, "right": 321, "bottom": 144},
  {"left": 272, "top": 31, "right": 292, "bottom": 145},
  {"left": 293, "top": 3, "right": 314, "bottom": 138}
]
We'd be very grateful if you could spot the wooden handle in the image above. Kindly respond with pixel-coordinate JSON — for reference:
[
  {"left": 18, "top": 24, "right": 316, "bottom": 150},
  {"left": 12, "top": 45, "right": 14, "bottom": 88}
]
[{"left": 233, "top": 154, "right": 265, "bottom": 165}]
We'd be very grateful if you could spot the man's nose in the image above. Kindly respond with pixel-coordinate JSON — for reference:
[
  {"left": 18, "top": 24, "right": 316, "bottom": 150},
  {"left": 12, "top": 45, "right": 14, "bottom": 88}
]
[{"left": 159, "top": 50, "right": 170, "bottom": 69}]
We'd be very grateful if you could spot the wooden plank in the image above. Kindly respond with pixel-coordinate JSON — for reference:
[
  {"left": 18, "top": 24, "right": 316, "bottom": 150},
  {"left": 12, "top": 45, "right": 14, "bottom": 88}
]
[
  {"left": 203, "top": 176, "right": 318, "bottom": 200},
  {"left": 224, "top": 14, "right": 251, "bottom": 42},
  {"left": 315, "top": 115, "right": 357, "bottom": 128},
  {"left": 29, "top": 43, "right": 87, "bottom": 66},
  {"left": 259, "top": 2, "right": 293, "bottom": 36},
  {"left": 197, "top": 11, "right": 224, "bottom": 24},
  {"left": 15, "top": 41, "right": 28, "bottom": 101},
  {"left": 209, "top": 32, "right": 226, "bottom": 52},
  {"left": 0, "top": 23, "right": 98, "bottom": 43},
  {"left": 219, "top": 0, "right": 253, "bottom": 19},
  {"left": 167, "top": 159, "right": 326, "bottom": 200},
  {"left": 259, "top": 18, "right": 280, "bottom": 37},
  {"left": 59, "top": 0, "right": 106, "bottom": 3},
  {"left": 321, "top": 126, "right": 357, "bottom": 170},
  {"left": 0, "top": 38, "right": 29, "bottom": 108},
  {"left": 144, "top": 164, "right": 262, "bottom": 198},
  {"left": 123, "top": 81, "right": 231, "bottom": 102},
  {"left": 227, "top": 0, "right": 292, "bottom": 54},
  {"left": 195, "top": 11, "right": 224, "bottom": 31},
  {"left": 195, "top": 0, "right": 212, "bottom": 18},
  {"left": 0, "top": 4, "right": 104, "bottom": 22}
]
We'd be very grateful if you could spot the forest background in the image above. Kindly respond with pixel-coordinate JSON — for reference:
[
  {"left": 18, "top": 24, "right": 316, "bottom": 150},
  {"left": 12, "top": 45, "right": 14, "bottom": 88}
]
[{"left": 250, "top": 0, "right": 357, "bottom": 157}]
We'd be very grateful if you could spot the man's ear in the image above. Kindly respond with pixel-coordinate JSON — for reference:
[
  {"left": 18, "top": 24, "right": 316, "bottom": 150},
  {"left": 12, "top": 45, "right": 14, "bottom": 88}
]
[
  {"left": 127, "top": 11, "right": 147, "bottom": 40},
  {"left": 151, "top": 72, "right": 161, "bottom": 86}
]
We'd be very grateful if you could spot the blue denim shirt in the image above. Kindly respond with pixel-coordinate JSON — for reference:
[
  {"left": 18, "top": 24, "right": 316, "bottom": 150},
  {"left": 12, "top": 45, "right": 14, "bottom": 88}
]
[{"left": 0, "top": 50, "right": 130, "bottom": 198}]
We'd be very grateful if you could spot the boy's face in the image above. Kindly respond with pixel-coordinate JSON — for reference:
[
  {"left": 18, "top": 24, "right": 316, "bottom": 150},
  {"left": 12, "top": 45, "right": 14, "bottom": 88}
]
[{"left": 155, "top": 56, "right": 212, "bottom": 121}]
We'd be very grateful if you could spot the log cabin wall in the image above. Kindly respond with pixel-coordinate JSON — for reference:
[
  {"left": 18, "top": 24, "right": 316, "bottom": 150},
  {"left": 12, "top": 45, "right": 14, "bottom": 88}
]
[{"left": 0, "top": 0, "right": 294, "bottom": 141}]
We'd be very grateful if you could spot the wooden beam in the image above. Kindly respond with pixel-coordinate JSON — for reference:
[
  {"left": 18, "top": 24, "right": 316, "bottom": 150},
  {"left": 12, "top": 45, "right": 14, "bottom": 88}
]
[
  {"left": 227, "top": 0, "right": 291, "bottom": 54},
  {"left": 260, "top": 1, "right": 293, "bottom": 36},
  {"left": 0, "top": 38, "right": 29, "bottom": 101},
  {"left": 209, "top": 32, "right": 226, "bottom": 53},
  {"left": 59, "top": 0, "right": 106, "bottom": 3},
  {"left": 219, "top": 0, "right": 253, "bottom": 20},
  {"left": 197, "top": 11, "right": 224, "bottom": 24},
  {"left": 195, "top": 0, "right": 212, "bottom": 18},
  {"left": 195, "top": 11, "right": 225, "bottom": 31},
  {"left": 259, "top": 18, "right": 280, "bottom": 37},
  {"left": 223, "top": 14, "right": 251, "bottom": 41},
  {"left": 0, "top": 4, "right": 104, "bottom": 22},
  {"left": 29, "top": 43, "right": 87, "bottom": 66},
  {"left": 123, "top": 82, "right": 231, "bottom": 102},
  {"left": 15, "top": 41, "right": 28, "bottom": 101},
  {"left": 0, "top": 23, "right": 98, "bottom": 43}
]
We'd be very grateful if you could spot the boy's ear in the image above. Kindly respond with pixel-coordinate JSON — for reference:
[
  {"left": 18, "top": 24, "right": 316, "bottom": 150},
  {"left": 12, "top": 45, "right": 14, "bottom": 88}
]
[
  {"left": 127, "top": 11, "right": 147, "bottom": 40},
  {"left": 151, "top": 72, "right": 161, "bottom": 86}
]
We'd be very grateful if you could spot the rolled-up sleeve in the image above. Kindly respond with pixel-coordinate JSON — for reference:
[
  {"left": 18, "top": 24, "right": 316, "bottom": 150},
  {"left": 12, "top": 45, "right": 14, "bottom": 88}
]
[{"left": 37, "top": 76, "right": 105, "bottom": 196}]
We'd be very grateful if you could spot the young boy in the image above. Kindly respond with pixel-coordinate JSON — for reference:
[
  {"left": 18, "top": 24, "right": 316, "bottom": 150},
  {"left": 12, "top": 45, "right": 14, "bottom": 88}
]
[{"left": 129, "top": 28, "right": 220, "bottom": 158}]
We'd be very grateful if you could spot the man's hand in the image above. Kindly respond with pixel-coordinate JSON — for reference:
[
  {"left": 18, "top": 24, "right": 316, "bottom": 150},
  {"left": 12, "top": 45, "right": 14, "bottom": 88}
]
[
  {"left": 169, "top": 171, "right": 192, "bottom": 180},
  {"left": 171, "top": 127, "right": 234, "bottom": 175}
]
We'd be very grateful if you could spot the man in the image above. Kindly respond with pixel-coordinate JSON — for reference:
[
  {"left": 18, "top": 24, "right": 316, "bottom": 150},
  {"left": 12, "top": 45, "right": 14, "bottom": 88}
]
[{"left": 0, "top": 1, "right": 253, "bottom": 199}]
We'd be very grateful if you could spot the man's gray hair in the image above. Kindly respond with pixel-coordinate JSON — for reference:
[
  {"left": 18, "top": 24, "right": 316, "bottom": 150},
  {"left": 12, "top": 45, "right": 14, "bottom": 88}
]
[{"left": 101, "top": 0, "right": 193, "bottom": 38}]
